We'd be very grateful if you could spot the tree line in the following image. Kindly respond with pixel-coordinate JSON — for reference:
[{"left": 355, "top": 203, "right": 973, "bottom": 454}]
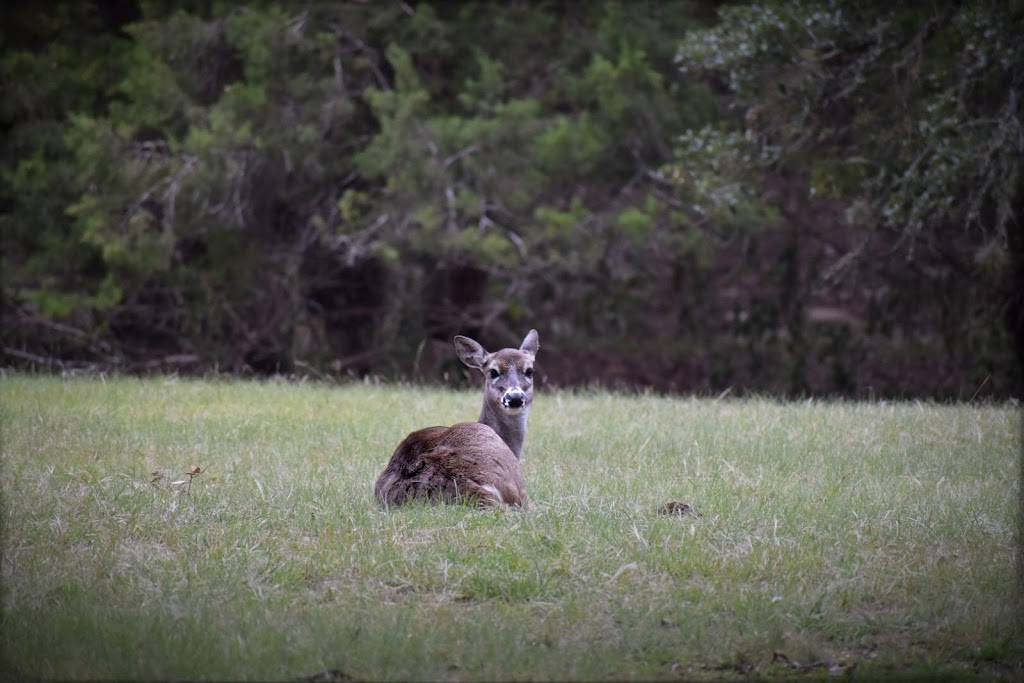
[{"left": 2, "top": 1, "right": 1021, "bottom": 397}]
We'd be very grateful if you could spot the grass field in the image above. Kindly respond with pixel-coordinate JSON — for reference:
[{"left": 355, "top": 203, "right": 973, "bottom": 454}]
[{"left": 1, "top": 375, "right": 1021, "bottom": 680}]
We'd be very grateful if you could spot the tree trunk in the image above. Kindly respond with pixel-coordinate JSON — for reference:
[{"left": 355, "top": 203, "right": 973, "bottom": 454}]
[
  {"left": 1008, "top": 238, "right": 1024, "bottom": 398},
  {"left": 1007, "top": 156, "right": 1024, "bottom": 398}
]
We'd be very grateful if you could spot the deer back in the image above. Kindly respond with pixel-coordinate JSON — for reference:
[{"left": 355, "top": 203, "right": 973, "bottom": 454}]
[{"left": 374, "top": 422, "right": 526, "bottom": 508}]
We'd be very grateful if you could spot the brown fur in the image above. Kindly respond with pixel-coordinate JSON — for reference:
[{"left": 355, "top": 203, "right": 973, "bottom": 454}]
[
  {"left": 374, "top": 422, "right": 527, "bottom": 508},
  {"left": 375, "top": 330, "right": 538, "bottom": 510},
  {"left": 485, "top": 349, "right": 533, "bottom": 374}
]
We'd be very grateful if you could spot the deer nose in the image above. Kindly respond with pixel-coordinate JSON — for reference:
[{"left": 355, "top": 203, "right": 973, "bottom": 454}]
[{"left": 503, "top": 390, "right": 525, "bottom": 409}]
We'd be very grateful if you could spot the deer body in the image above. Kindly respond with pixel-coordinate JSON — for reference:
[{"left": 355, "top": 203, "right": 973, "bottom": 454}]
[{"left": 374, "top": 330, "right": 539, "bottom": 508}]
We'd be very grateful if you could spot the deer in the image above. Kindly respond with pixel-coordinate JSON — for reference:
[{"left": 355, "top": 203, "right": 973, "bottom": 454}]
[{"left": 374, "top": 329, "right": 540, "bottom": 509}]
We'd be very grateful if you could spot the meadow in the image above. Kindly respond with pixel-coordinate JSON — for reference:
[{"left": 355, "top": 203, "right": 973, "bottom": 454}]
[{"left": 1, "top": 375, "right": 1020, "bottom": 680}]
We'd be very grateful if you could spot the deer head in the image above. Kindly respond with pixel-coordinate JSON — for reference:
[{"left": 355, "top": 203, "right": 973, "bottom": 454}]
[{"left": 454, "top": 329, "right": 540, "bottom": 458}]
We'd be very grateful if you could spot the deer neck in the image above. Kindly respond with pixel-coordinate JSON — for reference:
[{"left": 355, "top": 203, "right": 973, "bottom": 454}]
[{"left": 479, "top": 400, "right": 529, "bottom": 459}]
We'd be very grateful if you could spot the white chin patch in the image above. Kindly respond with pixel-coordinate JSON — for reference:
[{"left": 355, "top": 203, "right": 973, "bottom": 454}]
[{"left": 501, "top": 403, "right": 525, "bottom": 414}]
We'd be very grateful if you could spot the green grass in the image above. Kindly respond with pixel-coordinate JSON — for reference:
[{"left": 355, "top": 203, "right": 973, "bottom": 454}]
[{"left": 1, "top": 375, "right": 1020, "bottom": 680}]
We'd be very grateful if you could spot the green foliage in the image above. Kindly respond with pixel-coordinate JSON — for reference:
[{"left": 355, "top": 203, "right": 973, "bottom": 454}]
[
  {"left": 616, "top": 206, "right": 654, "bottom": 240},
  {"left": 0, "top": 1, "right": 1016, "bottom": 395},
  {"left": 458, "top": 49, "right": 505, "bottom": 113},
  {"left": 658, "top": 2, "right": 1023, "bottom": 396},
  {"left": 534, "top": 114, "right": 609, "bottom": 175},
  {"left": 671, "top": 2, "right": 1024, "bottom": 255},
  {"left": 0, "top": 4, "right": 135, "bottom": 316}
]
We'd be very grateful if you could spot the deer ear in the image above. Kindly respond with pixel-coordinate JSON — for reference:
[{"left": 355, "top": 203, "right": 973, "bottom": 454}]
[
  {"left": 454, "top": 335, "right": 487, "bottom": 369},
  {"left": 520, "top": 329, "right": 540, "bottom": 356}
]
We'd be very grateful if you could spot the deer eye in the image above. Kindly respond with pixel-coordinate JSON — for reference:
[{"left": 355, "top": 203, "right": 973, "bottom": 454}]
[
  {"left": 489, "top": 368, "right": 500, "bottom": 379},
  {"left": 524, "top": 367, "right": 534, "bottom": 378}
]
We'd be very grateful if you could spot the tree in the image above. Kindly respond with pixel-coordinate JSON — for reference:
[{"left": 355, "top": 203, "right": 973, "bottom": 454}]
[
  {"left": 1, "top": 3, "right": 135, "bottom": 348},
  {"left": 2, "top": 1, "right": 1017, "bottom": 396},
  {"left": 668, "top": 1, "right": 1024, "bottom": 392},
  {"left": 2, "top": 1, "right": 723, "bottom": 377}
]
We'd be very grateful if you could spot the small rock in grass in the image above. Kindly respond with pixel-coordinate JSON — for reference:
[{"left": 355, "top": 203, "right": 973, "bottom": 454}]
[
  {"left": 297, "top": 669, "right": 356, "bottom": 683},
  {"left": 658, "top": 501, "right": 701, "bottom": 517}
]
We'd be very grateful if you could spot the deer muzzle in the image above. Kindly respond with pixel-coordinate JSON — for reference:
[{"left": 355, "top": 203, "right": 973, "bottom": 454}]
[{"left": 502, "top": 389, "right": 526, "bottom": 410}]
